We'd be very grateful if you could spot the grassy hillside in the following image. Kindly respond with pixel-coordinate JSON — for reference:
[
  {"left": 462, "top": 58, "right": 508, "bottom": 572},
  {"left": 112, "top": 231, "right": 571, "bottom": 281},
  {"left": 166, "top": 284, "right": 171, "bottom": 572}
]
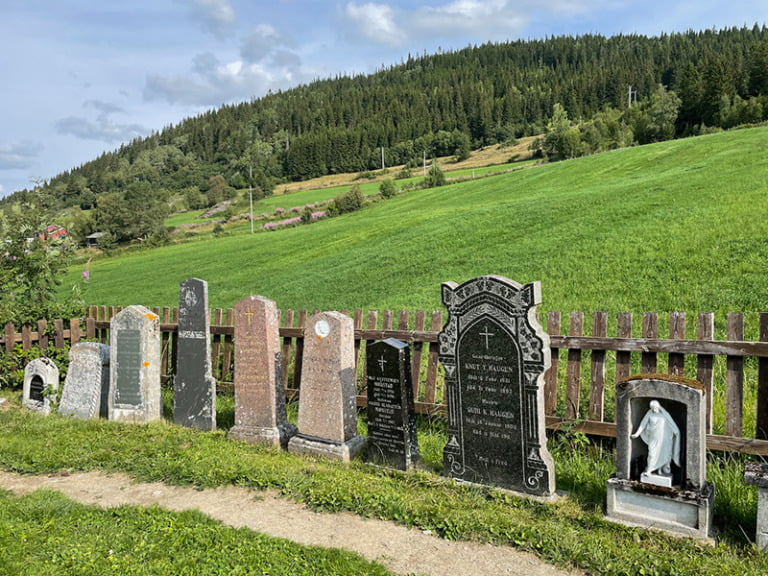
[{"left": 65, "top": 127, "right": 768, "bottom": 320}]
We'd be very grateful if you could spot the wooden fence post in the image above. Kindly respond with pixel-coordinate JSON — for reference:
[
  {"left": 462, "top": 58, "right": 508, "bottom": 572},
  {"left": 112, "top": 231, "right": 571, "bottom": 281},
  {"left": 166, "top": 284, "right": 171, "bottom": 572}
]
[
  {"left": 726, "top": 313, "right": 744, "bottom": 437},
  {"left": 697, "top": 313, "right": 715, "bottom": 434},
  {"left": 565, "top": 312, "right": 584, "bottom": 419},
  {"left": 588, "top": 312, "right": 608, "bottom": 421},
  {"left": 544, "top": 312, "right": 561, "bottom": 415},
  {"left": 668, "top": 312, "right": 686, "bottom": 376},
  {"left": 758, "top": 313, "right": 768, "bottom": 440},
  {"left": 641, "top": 312, "right": 658, "bottom": 373}
]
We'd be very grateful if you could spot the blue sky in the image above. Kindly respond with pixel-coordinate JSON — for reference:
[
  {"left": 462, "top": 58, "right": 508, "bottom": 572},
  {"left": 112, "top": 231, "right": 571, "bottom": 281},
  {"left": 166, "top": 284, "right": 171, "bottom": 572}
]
[{"left": 1, "top": 0, "right": 766, "bottom": 198}]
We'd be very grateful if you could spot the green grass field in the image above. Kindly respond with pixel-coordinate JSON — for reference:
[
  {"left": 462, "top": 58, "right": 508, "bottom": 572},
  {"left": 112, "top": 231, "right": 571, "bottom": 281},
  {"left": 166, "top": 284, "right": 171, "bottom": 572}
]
[{"left": 66, "top": 127, "right": 768, "bottom": 322}]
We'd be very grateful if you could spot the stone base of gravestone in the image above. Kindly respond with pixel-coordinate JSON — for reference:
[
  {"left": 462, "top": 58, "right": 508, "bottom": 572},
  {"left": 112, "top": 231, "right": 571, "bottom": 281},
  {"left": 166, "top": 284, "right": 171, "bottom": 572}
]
[
  {"left": 0, "top": 398, "right": 8, "bottom": 409},
  {"left": 606, "top": 477, "right": 715, "bottom": 540},
  {"left": 287, "top": 434, "right": 366, "bottom": 462},
  {"left": 744, "top": 462, "right": 768, "bottom": 549},
  {"left": 229, "top": 422, "right": 298, "bottom": 450}
]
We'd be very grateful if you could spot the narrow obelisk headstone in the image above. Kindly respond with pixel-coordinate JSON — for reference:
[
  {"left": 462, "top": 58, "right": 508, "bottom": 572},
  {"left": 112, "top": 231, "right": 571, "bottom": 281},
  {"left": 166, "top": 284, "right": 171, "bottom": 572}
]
[
  {"left": 439, "top": 275, "right": 555, "bottom": 496},
  {"left": 59, "top": 342, "right": 110, "bottom": 419},
  {"left": 288, "top": 311, "right": 365, "bottom": 461},
  {"left": 174, "top": 278, "right": 216, "bottom": 430},
  {"left": 366, "top": 338, "right": 418, "bottom": 470},
  {"left": 22, "top": 357, "right": 59, "bottom": 414},
  {"left": 229, "top": 295, "right": 296, "bottom": 448},
  {"left": 108, "top": 305, "right": 162, "bottom": 423}
]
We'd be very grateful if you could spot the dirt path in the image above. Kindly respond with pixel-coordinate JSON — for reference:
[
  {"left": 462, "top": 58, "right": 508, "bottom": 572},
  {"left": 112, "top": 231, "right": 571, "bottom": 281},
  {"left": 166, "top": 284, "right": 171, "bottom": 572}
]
[{"left": 0, "top": 470, "right": 581, "bottom": 576}]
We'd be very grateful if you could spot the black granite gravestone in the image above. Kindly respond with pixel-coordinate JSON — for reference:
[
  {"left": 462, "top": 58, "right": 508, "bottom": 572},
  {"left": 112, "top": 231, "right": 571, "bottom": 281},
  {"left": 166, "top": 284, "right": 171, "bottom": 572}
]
[
  {"left": 366, "top": 338, "right": 418, "bottom": 470},
  {"left": 439, "top": 275, "right": 555, "bottom": 496},
  {"left": 174, "top": 278, "right": 216, "bottom": 430}
]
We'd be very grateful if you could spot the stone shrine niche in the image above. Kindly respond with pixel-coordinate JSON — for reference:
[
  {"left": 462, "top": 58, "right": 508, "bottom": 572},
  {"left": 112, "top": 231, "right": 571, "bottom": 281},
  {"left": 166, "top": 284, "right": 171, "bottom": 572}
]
[
  {"left": 23, "top": 357, "right": 59, "bottom": 414},
  {"left": 439, "top": 275, "right": 555, "bottom": 496},
  {"left": 606, "top": 375, "right": 713, "bottom": 539}
]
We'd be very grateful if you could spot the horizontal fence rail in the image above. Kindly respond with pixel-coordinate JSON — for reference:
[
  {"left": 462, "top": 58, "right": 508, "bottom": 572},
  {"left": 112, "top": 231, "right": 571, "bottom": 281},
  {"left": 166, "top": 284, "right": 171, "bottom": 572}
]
[{"left": 3, "top": 307, "right": 768, "bottom": 455}]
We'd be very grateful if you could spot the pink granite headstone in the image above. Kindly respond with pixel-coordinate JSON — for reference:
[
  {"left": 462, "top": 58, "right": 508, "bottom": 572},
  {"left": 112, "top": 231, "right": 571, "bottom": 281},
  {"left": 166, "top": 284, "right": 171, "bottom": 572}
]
[
  {"left": 228, "top": 296, "right": 295, "bottom": 447},
  {"left": 288, "top": 311, "right": 365, "bottom": 461}
]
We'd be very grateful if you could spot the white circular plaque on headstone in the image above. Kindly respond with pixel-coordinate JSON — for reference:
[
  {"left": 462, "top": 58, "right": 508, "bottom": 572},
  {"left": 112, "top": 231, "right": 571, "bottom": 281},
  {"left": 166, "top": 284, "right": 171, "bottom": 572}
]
[{"left": 314, "top": 319, "right": 331, "bottom": 338}]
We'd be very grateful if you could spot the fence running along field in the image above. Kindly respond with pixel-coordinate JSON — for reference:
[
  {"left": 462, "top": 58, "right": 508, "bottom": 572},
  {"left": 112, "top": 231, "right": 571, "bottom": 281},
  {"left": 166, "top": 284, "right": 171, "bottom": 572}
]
[{"left": 3, "top": 306, "right": 768, "bottom": 455}]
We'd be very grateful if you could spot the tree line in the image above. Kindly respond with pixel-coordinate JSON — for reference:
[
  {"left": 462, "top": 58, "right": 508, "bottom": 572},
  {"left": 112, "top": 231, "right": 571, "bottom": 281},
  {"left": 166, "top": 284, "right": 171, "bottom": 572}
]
[{"left": 4, "top": 26, "right": 768, "bottom": 242}]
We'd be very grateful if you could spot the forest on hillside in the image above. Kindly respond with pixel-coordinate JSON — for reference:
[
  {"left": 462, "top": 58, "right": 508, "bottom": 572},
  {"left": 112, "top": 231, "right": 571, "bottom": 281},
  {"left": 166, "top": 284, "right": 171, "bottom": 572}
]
[{"left": 5, "top": 26, "right": 768, "bottom": 242}]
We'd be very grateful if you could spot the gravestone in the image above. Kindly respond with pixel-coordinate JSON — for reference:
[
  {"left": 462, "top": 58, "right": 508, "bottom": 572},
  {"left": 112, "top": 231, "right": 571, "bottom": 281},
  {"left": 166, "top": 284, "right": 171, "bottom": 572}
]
[
  {"left": 174, "top": 278, "right": 216, "bottom": 430},
  {"left": 366, "top": 338, "right": 419, "bottom": 470},
  {"left": 439, "top": 275, "right": 555, "bottom": 496},
  {"left": 606, "top": 375, "right": 713, "bottom": 539},
  {"left": 744, "top": 462, "right": 768, "bottom": 550},
  {"left": 58, "top": 342, "right": 110, "bottom": 419},
  {"left": 288, "top": 311, "right": 365, "bottom": 461},
  {"left": 22, "top": 357, "right": 59, "bottom": 414},
  {"left": 108, "top": 305, "right": 162, "bottom": 423},
  {"left": 229, "top": 295, "right": 296, "bottom": 448}
]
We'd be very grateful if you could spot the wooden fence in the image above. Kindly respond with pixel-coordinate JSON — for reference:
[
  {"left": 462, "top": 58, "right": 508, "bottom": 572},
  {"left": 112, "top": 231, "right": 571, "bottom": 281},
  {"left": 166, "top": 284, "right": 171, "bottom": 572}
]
[{"left": 3, "top": 307, "right": 768, "bottom": 455}]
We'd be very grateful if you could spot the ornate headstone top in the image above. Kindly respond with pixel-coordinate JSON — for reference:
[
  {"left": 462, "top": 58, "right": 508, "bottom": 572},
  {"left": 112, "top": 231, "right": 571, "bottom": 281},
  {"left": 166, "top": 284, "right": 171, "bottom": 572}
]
[{"left": 439, "top": 275, "right": 554, "bottom": 496}]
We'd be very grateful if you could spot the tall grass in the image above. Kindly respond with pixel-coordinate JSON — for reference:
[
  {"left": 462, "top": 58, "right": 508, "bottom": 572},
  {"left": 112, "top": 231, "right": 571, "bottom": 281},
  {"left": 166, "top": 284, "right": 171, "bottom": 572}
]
[{"left": 65, "top": 127, "right": 768, "bottom": 319}]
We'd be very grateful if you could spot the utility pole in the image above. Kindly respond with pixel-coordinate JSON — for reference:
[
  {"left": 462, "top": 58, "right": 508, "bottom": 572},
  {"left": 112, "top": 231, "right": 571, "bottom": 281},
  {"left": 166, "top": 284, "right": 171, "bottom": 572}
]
[
  {"left": 381, "top": 146, "right": 385, "bottom": 171},
  {"left": 423, "top": 150, "right": 427, "bottom": 176},
  {"left": 628, "top": 85, "right": 638, "bottom": 107},
  {"left": 249, "top": 166, "right": 254, "bottom": 234}
]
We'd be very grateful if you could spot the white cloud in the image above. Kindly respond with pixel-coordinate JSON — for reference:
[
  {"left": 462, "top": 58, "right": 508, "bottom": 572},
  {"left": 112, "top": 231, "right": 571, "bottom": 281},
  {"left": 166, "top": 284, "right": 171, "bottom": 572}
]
[
  {"left": 344, "top": 2, "right": 407, "bottom": 47},
  {"left": 176, "top": 0, "right": 235, "bottom": 39},
  {"left": 55, "top": 101, "right": 147, "bottom": 143},
  {"left": 0, "top": 141, "right": 43, "bottom": 171},
  {"left": 241, "top": 24, "right": 285, "bottom": 63},
  {"left": 411, "top": 0, "right": 526, "bottom": 37}
]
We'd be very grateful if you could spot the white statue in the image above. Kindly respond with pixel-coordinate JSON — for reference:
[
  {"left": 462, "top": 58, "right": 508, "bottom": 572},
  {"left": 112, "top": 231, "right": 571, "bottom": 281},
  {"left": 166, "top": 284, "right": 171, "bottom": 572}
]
[{"left": 631, "top": 400, "right": 680, "bottom": 476}]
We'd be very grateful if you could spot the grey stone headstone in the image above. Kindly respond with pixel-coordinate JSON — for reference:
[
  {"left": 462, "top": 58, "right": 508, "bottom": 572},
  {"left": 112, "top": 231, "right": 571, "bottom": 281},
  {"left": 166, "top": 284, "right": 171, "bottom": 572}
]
[
  {"left": 228, "top": 295, "right": 296, "bottom": 447},
  {"left": 58, "top": 342, "right": 110, "bottom": 419},
  {"left": 174, "top": 278, "right": 216, "bottom": 431},
  {"left": 439, "top": 275, "right": 555, "bottom": 496},
  {"left": 366, "top": 338, "right": 418, "bottom": 470},
  {"left": 744, "top": 462, "right": 768, "bottom": 550},
  {"left": 606, "top": 375, "right": 713, "bottom": 539},
  {"left": 288, "top": 311, "right": 365, "bottom": 461},
  {"left": 109, "top": 305, "right": 162, "bottom": 423},
  {"left": 23, "top": 357, "right": 59, "bottom": 414}
]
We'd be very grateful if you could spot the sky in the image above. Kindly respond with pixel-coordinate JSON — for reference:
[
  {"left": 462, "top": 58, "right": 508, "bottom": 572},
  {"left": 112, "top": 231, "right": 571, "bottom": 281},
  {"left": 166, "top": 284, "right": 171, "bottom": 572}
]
[{"left": 1, "top": 1, "right": 766, "bottom": 198}]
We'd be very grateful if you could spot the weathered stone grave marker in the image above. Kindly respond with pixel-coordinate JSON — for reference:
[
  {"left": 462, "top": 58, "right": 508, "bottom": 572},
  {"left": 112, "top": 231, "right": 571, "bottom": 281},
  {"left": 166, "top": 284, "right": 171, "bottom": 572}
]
[
  {"left": 108, "top": 305, "right": 162, "bottom": 423},
  {"left": 439, "top": 275, "right": 555, "bottom": 496},
  {"left": 58, "top": 342, "right": 110, "bottom": 419},
  {"left": 606, "top": 375, "right": 713, "bottom": 539},
  {"left": 229, "top": 295, "right": 296, "bottom": 447},
  {"left": 174, "top": 278, "right": 216, "bottom": 430},
  {"left": 744, "top": 462, "right": 768, "bottom": 550},
  {"left": 288, "top": 311, "right": 365, "bottom": 461},
  {"left": 366, "top": 338, "right": 419, "bottom": 470},
  {"left": 23, "top": 357, "right": 59, "bottom": 414}
]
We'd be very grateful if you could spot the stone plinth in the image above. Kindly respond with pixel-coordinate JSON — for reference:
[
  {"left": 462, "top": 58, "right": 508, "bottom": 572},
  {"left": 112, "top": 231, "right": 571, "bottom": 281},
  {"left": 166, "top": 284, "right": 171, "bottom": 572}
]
[
  {"left": 229, "top": 296, "right": 296, "bottom": 448},
  {"left": 744, "top": 462, "right": 768, "bottom": 549},
  {"left": 288, "top": 311, "right": 365, "bottom": 461}
]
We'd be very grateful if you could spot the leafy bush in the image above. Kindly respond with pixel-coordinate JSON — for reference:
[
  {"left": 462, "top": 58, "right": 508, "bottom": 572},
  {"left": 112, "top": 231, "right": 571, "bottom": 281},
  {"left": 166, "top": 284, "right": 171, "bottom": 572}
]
[
  {"left": 0, "top": 343, "right": 70, "bottom": 390},
  {"left": 329, "top": 185, "right": 365, "bottom": 215},
  {"left": 422, "top": 164, "right": 446, "bottom": 188},
  {"left": 379, "top": 178, "right": 397, "bottom": 199}
]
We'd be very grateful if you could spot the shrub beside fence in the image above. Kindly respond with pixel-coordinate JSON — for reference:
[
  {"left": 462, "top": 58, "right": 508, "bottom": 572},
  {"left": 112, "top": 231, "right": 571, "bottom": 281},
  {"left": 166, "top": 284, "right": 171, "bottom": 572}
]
[{"left": 2, "top": 306, "right": 768, "bottom": 455}]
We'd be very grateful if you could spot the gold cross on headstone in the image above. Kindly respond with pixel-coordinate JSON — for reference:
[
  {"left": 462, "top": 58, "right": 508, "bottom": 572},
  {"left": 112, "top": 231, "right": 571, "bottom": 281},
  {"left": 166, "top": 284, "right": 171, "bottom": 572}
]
[{"left": 244, "top": 309, "right": 255, "bottom": 325}]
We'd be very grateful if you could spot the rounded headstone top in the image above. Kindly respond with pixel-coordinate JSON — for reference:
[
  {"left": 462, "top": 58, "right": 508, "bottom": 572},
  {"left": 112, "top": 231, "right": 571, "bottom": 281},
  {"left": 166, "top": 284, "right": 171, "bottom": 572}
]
[{"left": 618, "top": 373, "right": 706, "bottom": 393}]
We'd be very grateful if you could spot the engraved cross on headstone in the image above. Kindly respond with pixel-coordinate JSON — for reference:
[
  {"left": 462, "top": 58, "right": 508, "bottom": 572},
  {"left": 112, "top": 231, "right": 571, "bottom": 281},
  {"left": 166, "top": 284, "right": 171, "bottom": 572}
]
[
  {"left": 378, "top": 355, "right": 387, "bottom": 372},
  {"left": 480, "top": 324, "right": 495, "bottom": 350}
]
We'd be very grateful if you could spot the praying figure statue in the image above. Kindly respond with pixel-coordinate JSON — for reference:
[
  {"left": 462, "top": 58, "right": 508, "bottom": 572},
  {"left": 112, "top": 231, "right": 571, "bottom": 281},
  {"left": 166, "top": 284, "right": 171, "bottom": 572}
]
[{"left": 631, "top": 400, "right": 681, "bottom": 476}]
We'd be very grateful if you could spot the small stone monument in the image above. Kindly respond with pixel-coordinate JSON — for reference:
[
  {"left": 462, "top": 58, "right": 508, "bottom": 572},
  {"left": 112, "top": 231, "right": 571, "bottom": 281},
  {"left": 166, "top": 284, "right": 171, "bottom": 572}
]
[
  {"left": 744, "top": 462, "right": 768, "bottom": 550},
  {"left": 108, "top": 305, "right": 162, "bottom": 423},
  {"left": 606, "top": 375, "right": 714, "bottom": 539},
  {"left": 174, "top": 278, "right": 216, "bottom": 430},
  {"left": 288, "top": 311, "right": 365, "bottom": 461},
  {"left": 22, "top": 357, "right": 59, "bottom": 414},
  {"left": 439, "top": 275, "right": 555, "bottom": 496},
  {"left": 229, "top": 295, "right": 296, "bottom": 448},
  {"left": 58, "top": 342, "right": 110, "bottom": 419},
  {"left": 366, "top": 338, "right": 419, "bottom": 470}
]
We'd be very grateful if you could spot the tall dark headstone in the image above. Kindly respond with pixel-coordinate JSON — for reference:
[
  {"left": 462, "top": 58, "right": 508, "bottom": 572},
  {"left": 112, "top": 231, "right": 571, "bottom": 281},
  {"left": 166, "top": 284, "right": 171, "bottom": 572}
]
[
  {"left": 174, "top": 278, "right": 216, "bottom": 430},
  {"left": 229, "top": 295, "right": 296, "bottom": 447},
  {"left": 59, "top": 342, "right": 110, "bottom": 419},
  {"left": 366, "top": 338, "right": 419, "bottom": 470},
  {"left": 439, "top": 275, "right": 555, "bottom": 496},
  {"left": 109, "top": 305, "right": 162, "bottom": 423},
  {"left": 22, "top": 357, "right": 59, "bottom": 414}
]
